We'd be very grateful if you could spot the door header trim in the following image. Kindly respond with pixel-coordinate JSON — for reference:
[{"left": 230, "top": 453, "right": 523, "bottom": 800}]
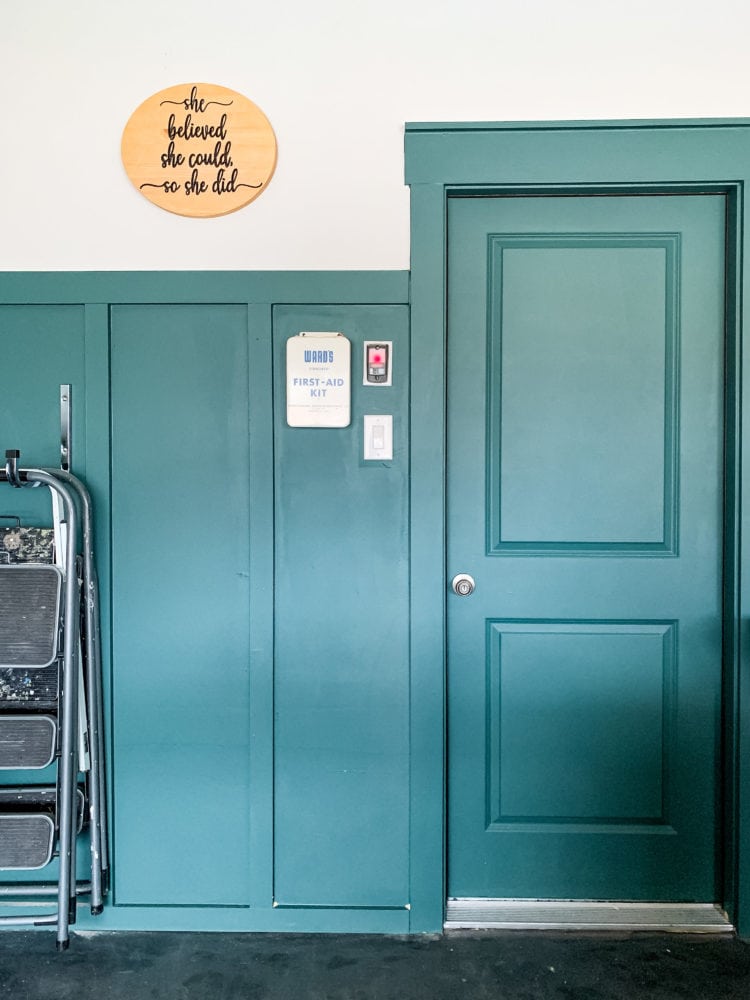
[
  {"left": 404, "top": 118, "right": 750, "bottom": 185},
  {"left": 407, "top": 117, "right": 750, "bottom": 133}
]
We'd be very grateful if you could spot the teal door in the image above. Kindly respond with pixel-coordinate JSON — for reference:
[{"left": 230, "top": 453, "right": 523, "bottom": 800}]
[{"left": 447, "top": 193, "right": 726, "bottom": 901}]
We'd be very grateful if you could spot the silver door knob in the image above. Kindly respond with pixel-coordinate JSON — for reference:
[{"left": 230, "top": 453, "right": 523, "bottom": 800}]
[{"left": 451, "top": 573, "right": 475, "bottom": 596}]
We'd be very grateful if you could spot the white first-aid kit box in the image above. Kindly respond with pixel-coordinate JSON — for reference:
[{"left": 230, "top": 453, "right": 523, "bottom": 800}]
[{"left": 286, "top": 332, "right": 351, "bottom": 428}]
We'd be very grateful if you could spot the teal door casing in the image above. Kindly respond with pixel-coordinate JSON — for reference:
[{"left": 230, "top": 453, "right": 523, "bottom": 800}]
[
  {"left": 405, "top": 120, "right": 750, "bottom": 936},
  {"left": 447, "top": 193, "right": 725, "bottom": 901}
]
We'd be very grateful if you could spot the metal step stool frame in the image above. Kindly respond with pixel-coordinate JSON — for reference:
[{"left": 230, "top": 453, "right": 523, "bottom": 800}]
[{"left": 0, "top": 454, "right": 107, "bottom": 949}]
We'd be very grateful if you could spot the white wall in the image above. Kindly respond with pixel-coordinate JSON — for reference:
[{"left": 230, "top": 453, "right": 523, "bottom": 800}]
[{"left": 1, "top": 0, "right": 748, "bottom": 270}]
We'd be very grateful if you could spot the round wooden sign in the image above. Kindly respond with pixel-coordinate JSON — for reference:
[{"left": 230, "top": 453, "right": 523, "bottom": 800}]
[{"left": 121, "top": 83, "right": 277, "bottom": 218}]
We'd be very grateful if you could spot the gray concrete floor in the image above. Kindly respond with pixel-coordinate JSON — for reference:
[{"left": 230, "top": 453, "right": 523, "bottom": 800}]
[{"left": 0, "top": 930, "right": 749, "bottom": 1000}]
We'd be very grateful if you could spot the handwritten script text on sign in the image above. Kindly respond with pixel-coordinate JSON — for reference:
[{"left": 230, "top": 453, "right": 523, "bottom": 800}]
[{"left": 121, "top": 83, "right": 277, "bottom": 218}]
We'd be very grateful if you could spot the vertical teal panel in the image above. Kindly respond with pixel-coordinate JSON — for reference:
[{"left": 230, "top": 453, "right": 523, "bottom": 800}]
[
  {"left": 245, "top": 303, "right": 275, "bottom": 909},
  {"left": 110, "top": 304, "right": 252, "bottom": 906},
  {"left": 0, "top": 305, "right": 86, "bottom": 521},
  {"left": 272, "top": 305, "right": 410, "bottom": 908}
]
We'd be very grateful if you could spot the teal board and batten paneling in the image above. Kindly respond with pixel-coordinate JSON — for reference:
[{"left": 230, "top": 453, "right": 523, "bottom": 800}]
[
  {"left": 272, "top": 305, "right": 410, "bottom": 910},
  {"left": 0, "top": 272, "right": 412, "bottom": 932}
]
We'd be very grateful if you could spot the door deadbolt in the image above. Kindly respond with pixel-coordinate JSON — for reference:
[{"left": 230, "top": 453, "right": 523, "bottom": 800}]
[{"left": 451, "top": 573, "right": 475, "bottom": 597}]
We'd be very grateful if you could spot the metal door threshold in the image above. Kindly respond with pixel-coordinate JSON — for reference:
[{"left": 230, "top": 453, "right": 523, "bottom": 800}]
[{"left": 445, "top": 899, "right": 733, "bottom": 933}]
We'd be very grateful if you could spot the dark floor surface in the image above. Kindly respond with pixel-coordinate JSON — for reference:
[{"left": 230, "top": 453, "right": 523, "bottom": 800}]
[{"left": 0, "top": 930, "right": 749, "bottom": 1000}]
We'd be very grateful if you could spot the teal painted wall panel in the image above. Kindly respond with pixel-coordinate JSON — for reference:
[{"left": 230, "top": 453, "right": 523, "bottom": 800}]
[
  {"left": 0, "top": 274, "right": 412, "bottom": 932},
  {"left": 110, "top": 304, "right": 252, "bottom": 906},
  {"left": 0, "top": 305, "right": 86, "bottom": 523},
  {"left": 272, "top": 305, "right": 410, "bottom": 908}
]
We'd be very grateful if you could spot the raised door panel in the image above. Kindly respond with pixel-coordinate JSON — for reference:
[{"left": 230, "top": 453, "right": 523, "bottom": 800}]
[{"left": 489, "top": 236, "right": 676, "bottom": 553}]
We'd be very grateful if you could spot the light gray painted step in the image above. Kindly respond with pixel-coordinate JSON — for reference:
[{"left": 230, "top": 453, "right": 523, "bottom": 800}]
[
  {"left": 0, "top": 565, "right": 62, "bottom": 669},
  {"left": 0, "top": 715, "right": 56, "bottom": 769},
  {"left": 445, "top": 899, "right": 732, "bottom": 933},
  {"left": 0, "top": 814, "right": 54, "bottom": 870}
]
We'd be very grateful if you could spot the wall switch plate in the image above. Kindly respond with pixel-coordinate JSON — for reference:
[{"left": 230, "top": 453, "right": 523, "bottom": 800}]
[{"left": 364, "top": 414, "right": 393, "bottom": 460}]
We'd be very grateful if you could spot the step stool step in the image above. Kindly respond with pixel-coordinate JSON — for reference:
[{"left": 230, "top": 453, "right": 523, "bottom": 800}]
[
  {"left": 0, "top": 813, "right": 55, "bottom": 870},
  {"left": 0, "top": 527, "right": 55, "bottom": 565},
  {"left": 0, "top": 715, "right": 56, "bottom": 769},
  {"left": 0, "top": 786, "right": 56, "bottom": 810},
  {"left": 0, "top": 664, "right": 59, "bottom": 709},
  {"left": 0, "top": 786, "right": 86, "bottom": 831},
  {"left": 0, "top": 565, "right": 63, "bottom": 669}
]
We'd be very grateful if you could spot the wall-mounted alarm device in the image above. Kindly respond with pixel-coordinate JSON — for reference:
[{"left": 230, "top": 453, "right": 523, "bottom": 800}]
[{"left": 363, "top": 341, "right": 392, "bottom": 386}]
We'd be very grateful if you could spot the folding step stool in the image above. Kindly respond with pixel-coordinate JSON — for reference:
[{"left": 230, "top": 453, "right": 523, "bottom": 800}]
[{"left": 0, "top": 453, "right": 107, "bottom": 950}]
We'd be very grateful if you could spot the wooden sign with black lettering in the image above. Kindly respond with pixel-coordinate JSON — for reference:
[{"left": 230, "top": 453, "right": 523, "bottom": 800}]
[{"left": 121, "top": 83, "right": 277, "bottom": 218}]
